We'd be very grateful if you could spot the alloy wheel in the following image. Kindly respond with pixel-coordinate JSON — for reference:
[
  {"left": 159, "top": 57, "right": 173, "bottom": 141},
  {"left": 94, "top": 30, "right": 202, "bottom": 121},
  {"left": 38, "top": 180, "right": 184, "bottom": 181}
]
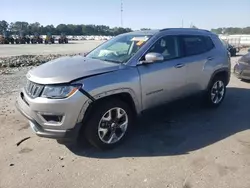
[
  {"left": 211, "top": 80, "right": 225, "bottom": 104},
  {"left": 98, "top": 107, "right": 128, "bottom": 144}
]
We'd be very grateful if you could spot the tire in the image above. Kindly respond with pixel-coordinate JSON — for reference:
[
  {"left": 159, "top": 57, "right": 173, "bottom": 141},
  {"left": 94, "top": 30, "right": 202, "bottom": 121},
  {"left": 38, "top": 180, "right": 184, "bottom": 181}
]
[
  {"left": 230, "top": 49, "right": 237, "bottom": 57},
  {"left": 203, "top": 75, "right": 226, "bottom": 108},
  {"left": 83, "top": 99, "right": 133, "bottom": 150}
]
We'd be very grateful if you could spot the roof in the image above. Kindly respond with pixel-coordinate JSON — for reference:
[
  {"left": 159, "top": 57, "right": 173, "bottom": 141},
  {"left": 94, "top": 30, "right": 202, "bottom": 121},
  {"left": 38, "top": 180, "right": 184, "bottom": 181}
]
[
  {"left": 126, "top": 29, "right": 160, "bottom": 36},
  {"left": 126, "top": 28, "right": 214, "bottom": 36}
]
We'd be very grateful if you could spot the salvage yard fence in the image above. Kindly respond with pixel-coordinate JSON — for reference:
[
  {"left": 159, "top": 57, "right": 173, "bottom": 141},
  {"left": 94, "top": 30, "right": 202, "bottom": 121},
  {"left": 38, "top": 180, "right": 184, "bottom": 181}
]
[{"left": 219, "top": 34, "right": 250, "bottom": 47}]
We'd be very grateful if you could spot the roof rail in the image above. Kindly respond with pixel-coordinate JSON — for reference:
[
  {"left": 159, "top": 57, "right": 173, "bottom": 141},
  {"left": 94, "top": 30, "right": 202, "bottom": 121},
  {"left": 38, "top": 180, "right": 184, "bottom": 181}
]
[{"left": 159, "top": 28, "right": 211, "bottom": 33}]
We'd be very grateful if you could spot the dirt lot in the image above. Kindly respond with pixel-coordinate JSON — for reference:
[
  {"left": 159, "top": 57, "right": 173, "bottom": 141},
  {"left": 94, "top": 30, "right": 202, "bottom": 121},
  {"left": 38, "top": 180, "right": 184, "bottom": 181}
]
[
  {"left": 0, "top": 41, "right": 103, "bottom": 57},
  {"left": 0, "top": 53, "right": 250, "bottom": 188}
]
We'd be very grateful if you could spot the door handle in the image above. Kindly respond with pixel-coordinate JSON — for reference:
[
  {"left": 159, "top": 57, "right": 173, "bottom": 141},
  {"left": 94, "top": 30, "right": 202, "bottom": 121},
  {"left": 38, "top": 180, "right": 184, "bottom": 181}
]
[
  {"left": 175, "top": 64, "right": 185, "bottom": 68},
  {"left": 207, "top": 57, "right": 214, "bottom": 61}
]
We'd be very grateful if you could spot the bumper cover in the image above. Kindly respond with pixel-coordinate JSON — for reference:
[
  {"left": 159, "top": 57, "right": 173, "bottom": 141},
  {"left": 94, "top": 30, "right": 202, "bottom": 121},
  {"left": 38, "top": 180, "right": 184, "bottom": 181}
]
[
  {"left": 15, "top": 96, "right": 83, "bottom": 142},
  {"left": 234, "top": 63, "right": 250, "bottom": 80}
]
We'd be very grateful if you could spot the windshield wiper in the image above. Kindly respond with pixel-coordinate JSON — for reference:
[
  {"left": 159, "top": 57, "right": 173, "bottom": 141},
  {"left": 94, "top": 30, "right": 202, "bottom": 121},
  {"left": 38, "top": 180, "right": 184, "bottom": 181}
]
[
  {"left": 102, "top": 59, "right": 121, "bottom": 64},
  {"left": 90, "top": 57, "right": 122, "bottom": 64}
]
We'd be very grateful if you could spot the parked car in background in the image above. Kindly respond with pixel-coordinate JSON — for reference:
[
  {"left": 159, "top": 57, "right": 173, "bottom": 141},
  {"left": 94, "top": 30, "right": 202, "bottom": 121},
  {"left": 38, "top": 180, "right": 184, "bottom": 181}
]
[
  {"left": 222, "top": 40, "right": 238, "bottom": 56},
  {"left": 234, "top": 50, "right": 250, "bottom": 80},
  {"left": 16, "top": 28, "right": 231, "bottom": 150}
]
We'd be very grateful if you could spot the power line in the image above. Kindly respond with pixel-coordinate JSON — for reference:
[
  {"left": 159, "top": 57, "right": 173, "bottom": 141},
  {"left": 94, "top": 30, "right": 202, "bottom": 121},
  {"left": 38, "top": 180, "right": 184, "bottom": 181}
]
[{"left": 121, "top": 0, "right": 123, "bottom": 27}]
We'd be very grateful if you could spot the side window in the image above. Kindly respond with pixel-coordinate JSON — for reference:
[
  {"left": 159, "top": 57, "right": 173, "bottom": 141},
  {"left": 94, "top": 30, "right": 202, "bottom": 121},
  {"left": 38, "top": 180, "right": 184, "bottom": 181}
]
[
  {"left": 146, "top": 36, "right": 180, "bottom": 60},
  {"left": 204, "top": 36, "right": 215, "bottom": 51},
  {"left": 182, "top": 36, "right": 207, "bottom": 56}
]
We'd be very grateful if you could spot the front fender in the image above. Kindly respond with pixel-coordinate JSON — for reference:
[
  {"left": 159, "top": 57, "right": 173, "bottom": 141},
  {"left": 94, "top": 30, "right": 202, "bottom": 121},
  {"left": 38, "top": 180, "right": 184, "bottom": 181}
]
[{"left": 75, "top": 67, "right": 142, "bottom": 123}]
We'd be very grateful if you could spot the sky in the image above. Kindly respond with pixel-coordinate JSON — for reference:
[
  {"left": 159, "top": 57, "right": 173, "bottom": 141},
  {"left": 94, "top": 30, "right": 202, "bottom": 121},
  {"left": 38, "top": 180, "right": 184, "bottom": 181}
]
[{"left": 1, "top": 0, "right": 250, "bottom": 30}]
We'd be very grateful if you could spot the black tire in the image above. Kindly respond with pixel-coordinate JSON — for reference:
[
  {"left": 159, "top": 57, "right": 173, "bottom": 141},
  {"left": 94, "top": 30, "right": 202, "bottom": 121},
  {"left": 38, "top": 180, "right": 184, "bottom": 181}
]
[
  {"left": 230, "top": 49, "right": 237, "bottom": 57},
  {"left": 203, "top": 75, "right": 226, "bottom": 108},
  {"left": 83, "top": 99, "right": 133, "bottom": 150}
]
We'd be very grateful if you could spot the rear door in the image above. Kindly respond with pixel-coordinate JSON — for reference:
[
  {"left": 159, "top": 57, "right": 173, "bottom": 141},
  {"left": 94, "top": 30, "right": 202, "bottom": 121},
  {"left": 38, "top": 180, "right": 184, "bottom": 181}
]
[{"left": 180, "top": 35, "right": 216, "bottom": 94}]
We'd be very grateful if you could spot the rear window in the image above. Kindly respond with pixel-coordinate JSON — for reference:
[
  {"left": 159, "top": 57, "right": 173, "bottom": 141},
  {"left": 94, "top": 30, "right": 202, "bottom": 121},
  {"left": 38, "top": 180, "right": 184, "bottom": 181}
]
[{"left": 182, "top": 35, "right": 214, "bottom": 56}]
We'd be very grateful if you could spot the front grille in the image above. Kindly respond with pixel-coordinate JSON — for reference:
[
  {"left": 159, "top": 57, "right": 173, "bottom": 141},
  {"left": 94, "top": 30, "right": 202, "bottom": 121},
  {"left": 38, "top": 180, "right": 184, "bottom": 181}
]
[{"left": 25, "top": 80, "right": 44, "bottom": 98}]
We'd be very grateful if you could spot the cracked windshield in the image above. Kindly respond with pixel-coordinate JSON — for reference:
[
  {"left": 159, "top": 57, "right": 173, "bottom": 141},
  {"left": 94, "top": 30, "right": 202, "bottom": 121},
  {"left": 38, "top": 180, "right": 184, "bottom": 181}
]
[{"left": 0, "top": 0, "right": 250, "bottom": 188}]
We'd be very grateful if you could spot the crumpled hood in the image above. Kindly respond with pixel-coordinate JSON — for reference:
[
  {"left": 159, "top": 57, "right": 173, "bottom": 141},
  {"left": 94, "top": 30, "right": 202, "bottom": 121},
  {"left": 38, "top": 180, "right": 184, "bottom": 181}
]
[{"left": 27, "top": 55, "right": 121, "bottom": 84}]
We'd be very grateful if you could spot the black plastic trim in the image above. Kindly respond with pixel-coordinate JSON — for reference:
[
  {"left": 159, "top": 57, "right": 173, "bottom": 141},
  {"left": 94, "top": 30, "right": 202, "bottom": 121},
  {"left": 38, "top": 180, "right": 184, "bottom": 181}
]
[
  {"left": 207, "top": 68, "right": 230, "bottom": 89},
  {"left": 79, "top": 88, "right": 95, "bottom": 102}
]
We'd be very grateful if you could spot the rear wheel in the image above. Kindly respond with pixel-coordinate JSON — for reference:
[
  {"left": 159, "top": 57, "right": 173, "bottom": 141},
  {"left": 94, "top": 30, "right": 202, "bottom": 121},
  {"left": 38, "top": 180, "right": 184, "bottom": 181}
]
[
  {"left": 83, "top": 99, "right": 132, "bottom": 150},
  {"left": 230, "top": 49, "right": 237, "bottom": 57},
  {"left": 203, "top": 76, "right": 226, "bottom": 108}
]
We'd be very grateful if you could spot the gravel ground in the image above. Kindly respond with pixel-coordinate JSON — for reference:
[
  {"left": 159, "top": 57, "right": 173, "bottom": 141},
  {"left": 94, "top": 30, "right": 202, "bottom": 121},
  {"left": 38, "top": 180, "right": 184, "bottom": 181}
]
[
  {"left": 0, "top": 40, "right": 103, "bottom": 68},
  {"left": 0, "top": 54, "right": 250, "bottom": 188},
  {"left": 0, "top": 40, "right": 103, "bottom": 57},
  {"left": 0, "top": 54, "right": 80, "bottom": 68}
]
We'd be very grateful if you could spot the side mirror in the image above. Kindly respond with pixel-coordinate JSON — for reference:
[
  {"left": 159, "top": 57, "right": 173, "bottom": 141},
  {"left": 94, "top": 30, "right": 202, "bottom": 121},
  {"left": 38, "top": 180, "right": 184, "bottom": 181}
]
[{"left": 143, "top": 52, "right": 164, "bottom": 64}]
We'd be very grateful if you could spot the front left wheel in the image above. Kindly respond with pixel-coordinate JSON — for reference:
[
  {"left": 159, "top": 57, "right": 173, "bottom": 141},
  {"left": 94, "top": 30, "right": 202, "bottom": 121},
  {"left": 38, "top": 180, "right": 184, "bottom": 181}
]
[{"left": 83, "top": 99, "right": 132, "bottom": 150}]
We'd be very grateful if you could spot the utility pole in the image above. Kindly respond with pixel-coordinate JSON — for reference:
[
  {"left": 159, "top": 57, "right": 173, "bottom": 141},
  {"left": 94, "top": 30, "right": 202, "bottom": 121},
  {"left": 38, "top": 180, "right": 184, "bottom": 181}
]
[{"left": 121, "top": 0, "right": 123, "bottom": 27}]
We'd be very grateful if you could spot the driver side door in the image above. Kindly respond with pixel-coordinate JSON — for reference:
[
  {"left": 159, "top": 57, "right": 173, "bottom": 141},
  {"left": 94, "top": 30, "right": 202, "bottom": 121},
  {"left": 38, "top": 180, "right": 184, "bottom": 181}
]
[{"left": 137, "top": 35, "right": 188, "bottom": 110}]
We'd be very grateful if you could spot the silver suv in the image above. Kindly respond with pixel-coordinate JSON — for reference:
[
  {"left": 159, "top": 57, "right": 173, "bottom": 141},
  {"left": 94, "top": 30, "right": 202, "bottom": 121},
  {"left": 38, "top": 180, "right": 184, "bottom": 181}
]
[{"left": 16, "top": 28, "right": 231, "bottom": 150}]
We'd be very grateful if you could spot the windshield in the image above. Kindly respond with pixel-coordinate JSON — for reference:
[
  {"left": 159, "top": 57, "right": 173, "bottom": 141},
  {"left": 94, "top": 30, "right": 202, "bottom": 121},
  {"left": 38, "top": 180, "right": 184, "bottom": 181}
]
[{"left": 86, "top": 34, "right": 152, "bottom": 63}]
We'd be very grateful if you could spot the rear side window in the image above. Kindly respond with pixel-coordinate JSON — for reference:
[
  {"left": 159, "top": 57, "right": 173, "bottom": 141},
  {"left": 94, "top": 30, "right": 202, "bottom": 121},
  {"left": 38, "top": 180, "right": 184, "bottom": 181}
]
[
  {"left": 182, "top": 35, "right": 214, "bottom": 56},
  {"left": 204, "top": 36, "right": 215, "bottom": 51}
]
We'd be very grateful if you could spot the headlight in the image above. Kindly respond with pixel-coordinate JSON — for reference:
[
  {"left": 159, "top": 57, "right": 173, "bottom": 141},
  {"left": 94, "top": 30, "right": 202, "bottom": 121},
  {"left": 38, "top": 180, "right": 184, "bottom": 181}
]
[{"left": 41, "top": 84, "right": 81, "bottom": 99}]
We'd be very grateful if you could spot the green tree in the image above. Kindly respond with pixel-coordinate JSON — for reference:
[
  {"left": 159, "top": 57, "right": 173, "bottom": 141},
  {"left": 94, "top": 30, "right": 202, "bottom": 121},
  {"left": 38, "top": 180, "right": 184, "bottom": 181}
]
[{"left": 0, "top": 20, "right": 8, "bottom": 33}]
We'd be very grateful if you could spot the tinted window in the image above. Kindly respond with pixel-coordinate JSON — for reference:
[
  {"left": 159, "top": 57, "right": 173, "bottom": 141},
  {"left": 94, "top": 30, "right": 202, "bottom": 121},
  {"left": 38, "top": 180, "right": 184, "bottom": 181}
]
[
  {"left": 204, "top": 36, "right": 215, "bottom": 51},
  {"left": 146, "top": 36, "right": 180, "bottom": 60},
  {"left": 182, "top": 35, "right": 214, "bottom": 56},
  {"left": 182, "top": 36, "right": 207, "bottom": 56}
]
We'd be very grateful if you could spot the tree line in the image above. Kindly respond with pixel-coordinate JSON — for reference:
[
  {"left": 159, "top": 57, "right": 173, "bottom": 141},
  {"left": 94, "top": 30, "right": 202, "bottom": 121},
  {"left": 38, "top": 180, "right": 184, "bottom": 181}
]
[
  {"left": 1, "top": 20, "right": 250, "bottom": 36},
  {"left": 211, "top": 27, "right": 250, "bottom": 35},
  {"left": 0, "top": 20, "right": 132, "bottom": 36}
]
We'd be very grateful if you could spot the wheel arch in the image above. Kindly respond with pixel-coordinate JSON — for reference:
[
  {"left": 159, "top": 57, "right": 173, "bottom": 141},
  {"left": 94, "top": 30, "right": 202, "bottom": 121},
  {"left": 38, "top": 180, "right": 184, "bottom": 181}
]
[
  {"left": 77, "top": 89, "right": 141, "bottom": 126},
  {"left": 207, "top": 68, "right": 230, "bottom": 89}
]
